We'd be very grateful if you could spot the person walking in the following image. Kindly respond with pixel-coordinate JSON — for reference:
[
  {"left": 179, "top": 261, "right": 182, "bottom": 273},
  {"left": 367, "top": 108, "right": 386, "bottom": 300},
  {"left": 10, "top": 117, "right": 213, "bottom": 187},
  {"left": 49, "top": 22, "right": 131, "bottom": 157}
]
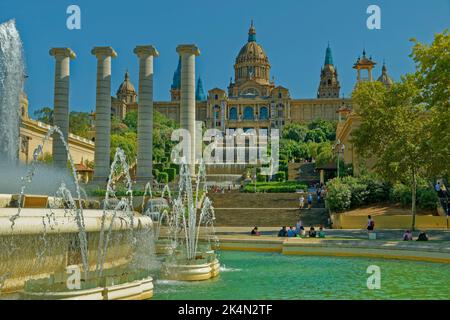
[
  {"left": 307, "top": 193, "right": 313, "bottom": 210},
  {"left": 367, "top": 215, "right": 375, "bottom": 232},
  {"left": 299, "top": 195, "right": 305, "bottom": 210}
]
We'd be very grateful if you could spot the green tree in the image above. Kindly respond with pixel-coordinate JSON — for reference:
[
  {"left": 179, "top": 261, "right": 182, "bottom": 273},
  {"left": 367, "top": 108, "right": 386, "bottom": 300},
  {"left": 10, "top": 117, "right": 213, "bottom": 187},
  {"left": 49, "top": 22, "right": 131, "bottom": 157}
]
[
  {"left": 410, "top": 30, "right": 450, "bottom": 177},
  {"left": 69, "top": 111, "right": 91, "bottom": 138},
  {"left": 282, "top": 123, "right": 308, "bottom": 141},
  {"left": 304, "top": 128, "right": 326, "bottom": 143},
  {"left": 352, "top": 77, "right": 443, "bottom": 230},
  {"left": 110, "top": 132, "right": 137, "bottom": 163},
  {"left": 33, "top": 107, "right": 53, "bottom": 124},
  {"left": 123, "top": 110, "right": 138, "bottom": 133},
  {"left": 308, "top": 119, "right": 337, "bottom": 141}
]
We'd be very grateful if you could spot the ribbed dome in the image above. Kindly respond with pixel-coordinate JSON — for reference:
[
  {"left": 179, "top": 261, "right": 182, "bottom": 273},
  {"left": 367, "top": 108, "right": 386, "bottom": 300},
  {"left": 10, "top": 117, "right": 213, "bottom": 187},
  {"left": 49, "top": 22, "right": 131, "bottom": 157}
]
[
  {"left": 117, "top": 71, "right": 136, "bottom": 95},
  {"left": 233, "top": 22, "right": 271, "bottom": 85},
  {"left": 236, "top": 41, "right": 269, "bottom": 64}
]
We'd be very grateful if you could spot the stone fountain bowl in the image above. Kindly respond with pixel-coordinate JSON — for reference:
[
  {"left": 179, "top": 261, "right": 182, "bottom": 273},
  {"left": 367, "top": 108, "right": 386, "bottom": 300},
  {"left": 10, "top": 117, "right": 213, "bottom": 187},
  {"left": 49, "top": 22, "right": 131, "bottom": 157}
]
[
  {"left": 21, "top": 268, "right": 154, "bottom": 300},
  {"left": 161, "top": 250, "right": 220, "bottom": 281},
  {"left": 0, "top": 206, "right": 153, "bottom": 293},
  {"left": 155, "top": 238, "right": 177, "bottom": 255},
  {"left": 0, "top": 194, "right": 100, "bottom": 210}
]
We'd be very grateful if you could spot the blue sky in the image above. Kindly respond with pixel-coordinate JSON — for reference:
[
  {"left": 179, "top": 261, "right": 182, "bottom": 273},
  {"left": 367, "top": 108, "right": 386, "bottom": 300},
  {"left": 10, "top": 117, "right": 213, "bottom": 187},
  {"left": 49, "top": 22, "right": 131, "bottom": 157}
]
[{"left": 1, "top": 0, "right": 449, "bottom": 115}]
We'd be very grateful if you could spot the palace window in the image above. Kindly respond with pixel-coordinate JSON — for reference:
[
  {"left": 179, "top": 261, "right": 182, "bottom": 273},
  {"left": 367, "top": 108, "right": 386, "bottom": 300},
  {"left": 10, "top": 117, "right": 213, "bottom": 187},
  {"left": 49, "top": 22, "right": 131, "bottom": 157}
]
[
  {"left": 243, "top": 106, "right": 254, "bottom": 120},
  {"left": 259, "top": 106, "right": 269, "bottom": 120},
  {"left": 229, "top": 107, "right": 238, "bottom": 120}
]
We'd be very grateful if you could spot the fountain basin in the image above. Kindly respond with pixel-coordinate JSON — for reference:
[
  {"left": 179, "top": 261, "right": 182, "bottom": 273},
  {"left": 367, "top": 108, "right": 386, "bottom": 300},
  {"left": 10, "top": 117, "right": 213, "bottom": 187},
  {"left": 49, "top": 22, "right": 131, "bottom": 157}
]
[
  {"left": 162, "top": 251, "right": 220, "bottom": 281},
  {"left": 21, "top": 276, "right": 153, "bottom": 300},
  {"left": 155, "top": 238, "right": 177, "bottom": 255},
  {"left": 0, "top": 206, "right": 153, "bottom": 293}
]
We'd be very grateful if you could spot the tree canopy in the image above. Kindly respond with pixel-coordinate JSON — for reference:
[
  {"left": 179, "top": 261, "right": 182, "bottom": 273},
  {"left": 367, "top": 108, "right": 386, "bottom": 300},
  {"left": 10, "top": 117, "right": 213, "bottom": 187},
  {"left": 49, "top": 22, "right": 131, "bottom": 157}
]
[{"left": 351, "top": 30, "right": 449, "bottom": 229}]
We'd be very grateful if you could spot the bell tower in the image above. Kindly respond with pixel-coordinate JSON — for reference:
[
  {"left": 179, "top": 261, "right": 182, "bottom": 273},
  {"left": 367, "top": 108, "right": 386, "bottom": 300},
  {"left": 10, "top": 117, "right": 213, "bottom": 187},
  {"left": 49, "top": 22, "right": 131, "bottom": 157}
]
[{"left": 317, "top": 44, "right": 340, "bottom": 98}]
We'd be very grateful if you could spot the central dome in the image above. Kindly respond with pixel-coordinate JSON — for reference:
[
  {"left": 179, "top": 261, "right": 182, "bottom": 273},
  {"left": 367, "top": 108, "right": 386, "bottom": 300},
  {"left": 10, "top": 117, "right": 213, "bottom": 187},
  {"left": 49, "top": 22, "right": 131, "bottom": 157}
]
[
  {"left": 236, "top": 41, "right": 269, "bottom": 63},
  {"left": 234, "top": 22, "right": 271, "bottom": 85}
]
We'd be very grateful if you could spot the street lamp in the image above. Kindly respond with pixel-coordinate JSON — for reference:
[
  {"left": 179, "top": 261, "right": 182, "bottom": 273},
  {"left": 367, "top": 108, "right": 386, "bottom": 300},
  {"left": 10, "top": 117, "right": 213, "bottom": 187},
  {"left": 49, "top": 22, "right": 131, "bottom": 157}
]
[{"left": 333, "top": 139, "right": 345, "bottom": 178}]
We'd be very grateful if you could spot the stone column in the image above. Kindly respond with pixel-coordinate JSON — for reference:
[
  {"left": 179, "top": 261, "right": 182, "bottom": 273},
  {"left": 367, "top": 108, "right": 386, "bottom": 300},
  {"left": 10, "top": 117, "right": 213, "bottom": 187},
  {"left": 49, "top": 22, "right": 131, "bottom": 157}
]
[
  {"left": 49, "top": 48, "right": 76, "bottom": 169},
  {"left": 91, "top": 47, "right": 117, "bottom": 183},
  {"left": 176, "top": 44, "right": 200, "bottom": 175},
  {"left": 134, "top": 45, "right": 159, "bottom": 183}
]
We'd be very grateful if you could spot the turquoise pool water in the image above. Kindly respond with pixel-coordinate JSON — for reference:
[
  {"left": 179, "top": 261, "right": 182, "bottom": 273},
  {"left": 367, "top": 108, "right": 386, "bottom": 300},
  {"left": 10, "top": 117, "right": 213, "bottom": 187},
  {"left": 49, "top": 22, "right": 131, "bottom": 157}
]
[{"left": 154, "top": 251, "right": 450, "bottom": 300}]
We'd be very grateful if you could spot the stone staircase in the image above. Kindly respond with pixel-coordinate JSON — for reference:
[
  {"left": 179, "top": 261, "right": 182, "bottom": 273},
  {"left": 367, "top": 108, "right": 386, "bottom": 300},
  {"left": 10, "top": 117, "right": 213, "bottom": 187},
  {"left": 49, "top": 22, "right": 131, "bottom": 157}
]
[
  {"left": 288, "top": 162, "right": 320, "bottom": 187},
  {"left": 209, "top": 192, "right": 329, "bottom": 227}
]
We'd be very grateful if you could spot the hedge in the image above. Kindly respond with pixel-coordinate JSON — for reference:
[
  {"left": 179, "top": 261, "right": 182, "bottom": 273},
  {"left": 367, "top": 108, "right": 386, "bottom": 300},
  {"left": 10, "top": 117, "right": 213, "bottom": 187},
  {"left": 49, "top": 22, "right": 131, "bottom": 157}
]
[
  {"left": 157, "top": 172, "right": 169, "bottom": 184},
  {"left": 170, "top": 163, "right": 180, "bottom": 174},
  {"left": 164, "top": 168, "right": 176, "bottom": 182},
  {"left": 274, "top": 171, "right": 286, "bottom": 182},
  {"left": 243, "top": 181, "right": 308, "bottom": 193}
]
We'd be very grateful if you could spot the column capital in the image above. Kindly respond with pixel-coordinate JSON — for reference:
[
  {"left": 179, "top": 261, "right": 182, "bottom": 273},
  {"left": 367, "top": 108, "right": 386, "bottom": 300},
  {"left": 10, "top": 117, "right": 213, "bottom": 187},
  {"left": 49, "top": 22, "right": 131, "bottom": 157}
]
[
  {"left": 49, "top": 48, "right": 76, "bottom": 59},
  {"left": 91, "top": 46, "right": 117, "bottom": 59},
  {"left": 134, "top": 45, "right": 159, "bottom": 58},
  {"left": 176, "top": 44, "right": 200, "bottom": 56}
]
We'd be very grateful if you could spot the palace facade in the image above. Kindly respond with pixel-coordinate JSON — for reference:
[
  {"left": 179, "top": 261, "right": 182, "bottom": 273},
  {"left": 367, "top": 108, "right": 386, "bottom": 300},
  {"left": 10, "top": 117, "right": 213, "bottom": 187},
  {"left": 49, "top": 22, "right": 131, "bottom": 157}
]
[{"left": 111, "top": 23, "right": 394, "bottom": 137}]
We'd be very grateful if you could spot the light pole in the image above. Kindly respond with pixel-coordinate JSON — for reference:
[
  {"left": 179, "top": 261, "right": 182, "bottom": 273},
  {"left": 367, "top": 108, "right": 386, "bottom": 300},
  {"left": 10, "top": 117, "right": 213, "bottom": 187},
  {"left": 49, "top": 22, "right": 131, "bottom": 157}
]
[{"left": 333, "top": 139, "right": 345, "bottom": 178}]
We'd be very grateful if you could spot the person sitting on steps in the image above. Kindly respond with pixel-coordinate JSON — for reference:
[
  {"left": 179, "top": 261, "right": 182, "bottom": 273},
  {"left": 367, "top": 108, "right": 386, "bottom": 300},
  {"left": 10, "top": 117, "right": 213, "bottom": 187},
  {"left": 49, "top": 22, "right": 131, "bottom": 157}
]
[
  {"left": 308, "top": 226, "right": 316, "bottom": 238},
  {"left": 278, "top": 226, "right": 288, "bottom": 237}
]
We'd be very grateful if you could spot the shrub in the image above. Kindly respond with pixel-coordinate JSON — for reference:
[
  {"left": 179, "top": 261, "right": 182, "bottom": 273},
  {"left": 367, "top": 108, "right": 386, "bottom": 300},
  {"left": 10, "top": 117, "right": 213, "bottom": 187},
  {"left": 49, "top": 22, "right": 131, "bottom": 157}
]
[
  {"left": 154, "top": 163, "right": 165, "bottom": 172},
  {"left": 417, "top": 188, "right": 438, "bottom": 209},
  {"left": 274, "top": 171, "right": 286, "bottom": 182},
  {"left": 157, "top": 172, "right": 169, "bottom": 184},
  {"left": 390, "top": 183, "right": 411, "bottom": 206},
  {"left": 152, "top": 169, "right": 160, "bottom": 179},
  {"left": 170, "top": 163, "right": 180, "bottom": 174},
  {"left": 256, "top": 174, "right": 267, "bottom": 182},
  {"left": 243, "top": 181, "right": 308, "bottom": 193},
  {"left": 359, "top": 175, "right": 390, "bottom": 203},
  {"left": 164, "top": 168, "right": 176, "bottom": 182},
  {"left": 325, "top": 179, "right": 352, "bottom": 212},
  {"left": 341, "top": 176, "right": 369, "bottom": 207}
]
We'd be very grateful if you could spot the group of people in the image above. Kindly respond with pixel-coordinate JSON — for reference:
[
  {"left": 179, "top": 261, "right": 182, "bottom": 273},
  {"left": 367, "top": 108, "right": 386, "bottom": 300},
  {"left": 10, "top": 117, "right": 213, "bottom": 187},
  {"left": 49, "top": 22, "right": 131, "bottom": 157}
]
[
  {"left": 368, "top": 215, "right": 429, "bottom": 241},
  {"left": 402, "top": 229, "right": 429, "bottom": 241},
  {"left": 315, "top": 183, "right": 327, "bottom": 203},
  {"left": 277, "top": 222, "right": 326, "bottom": 238},
  {"left": 298, "top": 194, "right": 313, "bottom": 210},
  {"left": 298, "top": 184, "right": 328, "bottom": 210}
]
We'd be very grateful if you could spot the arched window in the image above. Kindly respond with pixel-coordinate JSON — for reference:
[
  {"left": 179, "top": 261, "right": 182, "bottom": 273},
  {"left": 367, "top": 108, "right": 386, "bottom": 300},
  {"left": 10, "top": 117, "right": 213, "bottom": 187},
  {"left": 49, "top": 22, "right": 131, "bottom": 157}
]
[
  {"left": 278, "top": 104, "right": 284, "bottom": 118},
  {"left": 243, "top": 106, "right": 254, "bottom": 120},
  {"left": 214, "top": 105, "right": 220, "bottom": 120},
  {"left": 214, "top": 105, "right": 221, "bottom": 127},
  {"left": 229, "top": 107, "right": 238, "bottom": 120},
  {"left": 259, "top": 106, "right": 269, "bottom": 120}
]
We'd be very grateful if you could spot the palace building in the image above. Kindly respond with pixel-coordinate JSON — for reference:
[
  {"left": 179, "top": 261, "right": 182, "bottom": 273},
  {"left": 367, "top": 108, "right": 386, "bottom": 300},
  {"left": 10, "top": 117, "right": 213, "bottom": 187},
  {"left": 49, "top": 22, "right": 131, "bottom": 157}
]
[{"left": 111, "top": 22, "right": 393, "bottom": 137}]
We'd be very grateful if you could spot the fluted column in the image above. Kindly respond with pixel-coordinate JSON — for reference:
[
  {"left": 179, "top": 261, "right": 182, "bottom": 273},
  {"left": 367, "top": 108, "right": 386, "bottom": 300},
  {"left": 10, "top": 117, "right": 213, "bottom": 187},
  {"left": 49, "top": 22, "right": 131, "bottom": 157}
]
[
  {"left": 134, "top": 45, "right": 159, "bottom": 183},
  {"left": 176, "top": 44, "right": 200, "bottom": 175},
  {"left": 49, "top": 48, "right": 76, "bottom": 169},
  {"left": 91, "top": 46, "right": 117, "bottom": 183}
]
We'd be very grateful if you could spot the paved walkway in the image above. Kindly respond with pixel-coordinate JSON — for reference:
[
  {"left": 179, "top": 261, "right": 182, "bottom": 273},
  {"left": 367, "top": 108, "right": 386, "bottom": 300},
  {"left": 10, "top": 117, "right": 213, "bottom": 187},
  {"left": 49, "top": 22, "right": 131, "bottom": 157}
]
[{"left": 214, "top": 227, "right": 450, "bottom": 241}]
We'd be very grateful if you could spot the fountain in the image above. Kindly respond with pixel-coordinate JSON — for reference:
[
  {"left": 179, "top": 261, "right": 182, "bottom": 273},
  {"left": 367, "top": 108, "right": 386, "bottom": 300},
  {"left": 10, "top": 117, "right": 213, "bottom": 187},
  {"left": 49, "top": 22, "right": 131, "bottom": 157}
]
[
  {"left": 157, "top": 159, "right": 220, "bottom": 281},
  {"left": 0, "top": 19, "right": 24, "bottom": 163},
  {"left": 0, "top": 138, "right": 155, "bottom": 299}
]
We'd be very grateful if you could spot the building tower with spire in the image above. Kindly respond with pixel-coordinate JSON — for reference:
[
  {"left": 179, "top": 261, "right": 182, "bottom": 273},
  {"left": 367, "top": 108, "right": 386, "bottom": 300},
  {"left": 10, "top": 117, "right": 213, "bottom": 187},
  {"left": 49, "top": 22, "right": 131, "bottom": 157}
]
[
  {"left": 196, "top": 77, "right": 206, "bottom": 101},
  {"left": 170, "top": 57, "right": 181, "bottom": 101},
  {"left": 317, "top": 44, "right": 340, "bottom": 98},
  {"left": 377, "top": 61, "right": 394, "bottom": 89}
]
